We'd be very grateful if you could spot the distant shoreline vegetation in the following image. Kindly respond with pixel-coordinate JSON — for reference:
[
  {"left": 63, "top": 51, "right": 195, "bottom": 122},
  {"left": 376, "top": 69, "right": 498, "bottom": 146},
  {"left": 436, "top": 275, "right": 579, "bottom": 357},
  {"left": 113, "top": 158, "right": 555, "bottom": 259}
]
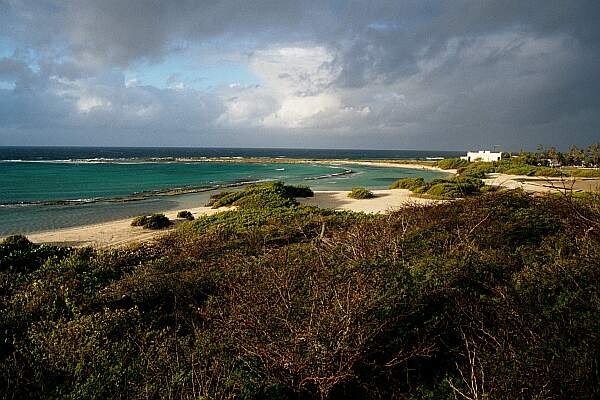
[{"left": 434, "top": 142, "right": 600, "bottom": 178}]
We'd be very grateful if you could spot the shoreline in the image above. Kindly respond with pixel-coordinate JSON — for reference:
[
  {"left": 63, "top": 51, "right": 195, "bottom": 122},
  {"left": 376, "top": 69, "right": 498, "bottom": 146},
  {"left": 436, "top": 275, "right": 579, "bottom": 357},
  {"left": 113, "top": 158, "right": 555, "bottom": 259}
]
[
  {"left": 331, "top": 160, "right": 457, "bottom": 175},
  {"left": 1, "top": 158, "right": 451, "bottom": 242},
  {"left": 7, "top": 173, "right": 600, "bottom": 248},
  {"left": 13, "top": 189, "right": 441, "bottom": 248},
  {"left": 0, "top": 159, "right": 446, "bottom": 207},
  {"left": 21, "top": 205, "right": 233, "bottom": 249}
]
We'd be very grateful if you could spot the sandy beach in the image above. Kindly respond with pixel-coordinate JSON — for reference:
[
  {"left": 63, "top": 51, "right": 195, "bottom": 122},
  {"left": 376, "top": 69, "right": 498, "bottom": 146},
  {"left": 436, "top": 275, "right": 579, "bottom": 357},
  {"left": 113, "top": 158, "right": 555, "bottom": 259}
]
[
  {"left": 335, "top": 160, "right": 458, "bottom": 175},
  {"left": 21, "top": 189, "right": 439, "bottom": 249},
  {"left": 10, "top": 160, "right": 599, "bottom": 249},
  {"left": 24, "top": 206, "right": 232, "bottom": 249},
  {"left": 297, "top": 189, "right": 440, "bottom": 213}
]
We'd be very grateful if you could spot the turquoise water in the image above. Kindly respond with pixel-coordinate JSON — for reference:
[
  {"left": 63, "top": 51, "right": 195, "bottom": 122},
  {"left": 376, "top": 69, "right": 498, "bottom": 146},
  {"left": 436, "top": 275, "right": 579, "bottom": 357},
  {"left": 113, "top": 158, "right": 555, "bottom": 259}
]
[
  {"left": 0, "top": 161, "right": 350, "bottom": 204},
  {"left": 0, "top": 157, "right": 449, "bottom": 236}
]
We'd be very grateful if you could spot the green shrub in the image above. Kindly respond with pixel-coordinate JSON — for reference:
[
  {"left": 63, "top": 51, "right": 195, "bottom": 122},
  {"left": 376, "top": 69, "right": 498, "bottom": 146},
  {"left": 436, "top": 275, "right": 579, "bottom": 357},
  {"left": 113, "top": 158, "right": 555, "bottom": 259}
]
[
  {"left": 534, "top": 167, "right": 564, "bottom": 177},
  {"left": 389, "top": 176, "right": 426, "bottom": 190},
  {"left": 436, "top": 158, "right": 469, "bottom": 169},
  {"left": 348, "top": 187, "right": 375, "bottom": 199},
  {"left": 456, "top": 159, "right": 600, "bottom": 179},
  {"left": 0, "top": 234, "right": 33, "bottom": 251},
  {"left": 412, "top": 184, "right": 429, "bottom": 193},
  {"left": 176, "top": 210, "right": 194, "bottom": 220},
  {"left": 480, "top": 184, "right": 499, "bottom": 193},
  {"left": 131, "top": 214, "right": 171, "bottom": 229},
  {"left": 208, "top": 190, "right": 246, "bottom": 208},
  {"left": 233, "top": 192, "right": 294, "bottom": 209},
  {"left": 503, "top": 165, "right": 538, "bottom": 176},
  {"left": 131, "top": 215, "right": 148, "bottom": 227},
  {"left": 0, "top": 235, "right": 70, "bottom": 274},
  {"left": 209, "top": 182, "right": 311, "bottom": 209},
  {"left": 458, "top": 162, "right": 496, "bottom": 178},
  {"left": 1, "top": 192, "right": 599, "bottom": 398},
  {"left": 425, "top": 182, "right": 463, "bottom": 198},
  {"left": 143, "top": 214, "right": 171, "bottom": 229},
  {"left": 393, "top": 176, "right": 485, "bottom": 198},
  {"left": 564, "top": 168, "right": 600, "bottom": 177},
  {"left": 282, "top": 184, "right": 313, "bottom": 198}
]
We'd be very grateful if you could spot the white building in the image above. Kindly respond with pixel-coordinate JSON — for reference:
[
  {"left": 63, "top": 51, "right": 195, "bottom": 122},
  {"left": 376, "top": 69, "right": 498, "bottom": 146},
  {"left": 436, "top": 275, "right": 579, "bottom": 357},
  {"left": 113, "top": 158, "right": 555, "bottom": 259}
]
[{"left": 460, "top": 150, "right": 502, "bottom": 162}]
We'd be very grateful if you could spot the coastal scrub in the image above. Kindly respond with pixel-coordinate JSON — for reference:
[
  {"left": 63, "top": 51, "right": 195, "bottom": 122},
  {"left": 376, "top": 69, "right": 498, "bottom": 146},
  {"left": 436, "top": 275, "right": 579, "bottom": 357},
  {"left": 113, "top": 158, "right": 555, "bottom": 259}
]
[
  {"left": 389, "top": 177, "right": 484, "bottom": 198},
  {"left": 348, "top": 187, "right": 375, "bottom": 199},
  {"left": 131, "top": 213, "right": 171, "bottom": 229},
  {"left": 1, "top": 189, "right": 599, "bottom": 399},
  {"left": 176, "top": 210, "right": 194, "bottom": 220}
]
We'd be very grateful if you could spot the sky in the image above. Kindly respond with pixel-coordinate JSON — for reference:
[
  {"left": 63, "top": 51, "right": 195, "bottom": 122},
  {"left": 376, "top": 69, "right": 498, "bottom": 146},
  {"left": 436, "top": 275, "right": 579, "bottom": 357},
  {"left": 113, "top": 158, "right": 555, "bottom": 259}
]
[{"left": 0, "top": 1, "right": 599, "bottom": 151}]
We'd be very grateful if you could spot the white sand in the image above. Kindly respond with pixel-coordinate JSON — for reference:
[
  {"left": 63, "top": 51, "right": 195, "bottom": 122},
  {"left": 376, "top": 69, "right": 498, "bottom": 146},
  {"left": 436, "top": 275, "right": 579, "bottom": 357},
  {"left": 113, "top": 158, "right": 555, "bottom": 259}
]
[
  {"left": 333, "top": 160, "right": 458, "bottom": 175},
  {"left": 297, "top": 189, "right": 441, "bottom": 213},
  {"left": 25, "top": 206, "right": 232, "bottom": 249}
]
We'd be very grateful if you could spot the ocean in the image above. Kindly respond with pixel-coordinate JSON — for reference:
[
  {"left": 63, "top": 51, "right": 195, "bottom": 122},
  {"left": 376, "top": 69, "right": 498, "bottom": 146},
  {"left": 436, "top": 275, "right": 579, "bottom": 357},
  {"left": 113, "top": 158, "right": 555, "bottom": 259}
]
[{"left": 0, "top": 147, "right": 460, "bottom": 235}]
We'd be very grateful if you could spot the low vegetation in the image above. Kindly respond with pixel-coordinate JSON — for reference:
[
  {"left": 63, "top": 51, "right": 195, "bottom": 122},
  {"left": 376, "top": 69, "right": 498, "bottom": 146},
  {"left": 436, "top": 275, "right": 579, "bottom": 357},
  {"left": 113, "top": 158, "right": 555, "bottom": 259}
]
[
  {"left": 130, "top": 215, "right": 148, "bottom": 226},
  {"left": 347, "top": 187, "right": 375, "bottom": 199},
  {"left": 435, "top": 158, "right": 470, "bottom": 170},
  {"left": 208, "top": 181, "right": 313, "bottom": 209},
  {"left": 389, "top": 176, "right": 426, "bottom": 190},
  {"left": 452, "top": 159, "right": 569, "bottom": 178},
  {"left": 390, "top": 176, "right": 486, "bottom": 198},
  {"left": 131, "top": 213, "right": 172, "bottom": 229},
  {"left": 177, "top": 210, "right": 195, "bottom": 220},
  {"left": 564, "top": 168, "right": 600, "bottom": 177},
  {"left": 1, "top": 184, "right": 599, "bottom": 399}
]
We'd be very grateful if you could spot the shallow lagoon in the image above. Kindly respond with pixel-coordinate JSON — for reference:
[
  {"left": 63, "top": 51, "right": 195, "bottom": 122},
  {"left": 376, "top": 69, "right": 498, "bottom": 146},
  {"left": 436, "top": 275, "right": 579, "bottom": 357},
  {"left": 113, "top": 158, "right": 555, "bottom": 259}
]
[{"left": 0, "top": 160, "right": 448, "bottom": 235}]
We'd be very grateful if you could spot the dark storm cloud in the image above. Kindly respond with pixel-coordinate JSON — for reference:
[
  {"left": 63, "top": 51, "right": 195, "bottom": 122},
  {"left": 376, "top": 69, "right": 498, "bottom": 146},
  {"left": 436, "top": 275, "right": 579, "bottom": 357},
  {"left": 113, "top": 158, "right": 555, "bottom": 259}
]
[
  {"left": 0, "top": 0, "right": 599, "bottom": 149},
  {"left": 1, "top": 0, "right": 326, "bottom": 66}
]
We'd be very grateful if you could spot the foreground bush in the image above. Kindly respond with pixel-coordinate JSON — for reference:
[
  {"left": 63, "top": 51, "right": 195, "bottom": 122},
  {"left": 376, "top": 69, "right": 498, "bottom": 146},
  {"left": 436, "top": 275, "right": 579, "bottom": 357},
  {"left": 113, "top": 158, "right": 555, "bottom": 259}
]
[
  {"left": 0, "top": 235, "right": 70, "bottom": 274},
  {"left": 176, "top": 210, "right": 194, "bottom": 220},
  {"left": 348, "top": 187, "right": 375, "bottom": 199},
  {"left": 1, "top": 191, "right": 599, "bottom": 399}
]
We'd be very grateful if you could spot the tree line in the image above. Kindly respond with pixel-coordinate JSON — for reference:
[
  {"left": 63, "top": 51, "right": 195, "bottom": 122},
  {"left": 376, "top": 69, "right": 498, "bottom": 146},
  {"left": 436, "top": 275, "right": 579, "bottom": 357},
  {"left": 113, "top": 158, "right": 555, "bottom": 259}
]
[{"left": 513, "top": 142, "right": 599, "bottom": 167}]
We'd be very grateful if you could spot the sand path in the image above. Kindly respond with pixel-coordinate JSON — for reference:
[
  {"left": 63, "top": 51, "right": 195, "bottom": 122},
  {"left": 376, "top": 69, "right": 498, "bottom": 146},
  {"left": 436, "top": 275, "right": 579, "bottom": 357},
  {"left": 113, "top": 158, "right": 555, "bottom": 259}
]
[{"left": 484, "top": 173, "right": 600, "bottom": 193}]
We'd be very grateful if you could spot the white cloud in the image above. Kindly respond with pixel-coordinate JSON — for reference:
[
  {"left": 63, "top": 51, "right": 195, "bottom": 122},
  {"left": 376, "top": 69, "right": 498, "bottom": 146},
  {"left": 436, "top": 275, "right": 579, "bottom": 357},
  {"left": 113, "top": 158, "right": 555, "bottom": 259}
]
[
  {"left": 76, "top": 95, "right": 112, "bottom": 113},
  {"left": 125, "top": 78, "right": 139, "bottom": 88},
  {"left": 217, "top": 45, "right": 374, "bottom": 130}
]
